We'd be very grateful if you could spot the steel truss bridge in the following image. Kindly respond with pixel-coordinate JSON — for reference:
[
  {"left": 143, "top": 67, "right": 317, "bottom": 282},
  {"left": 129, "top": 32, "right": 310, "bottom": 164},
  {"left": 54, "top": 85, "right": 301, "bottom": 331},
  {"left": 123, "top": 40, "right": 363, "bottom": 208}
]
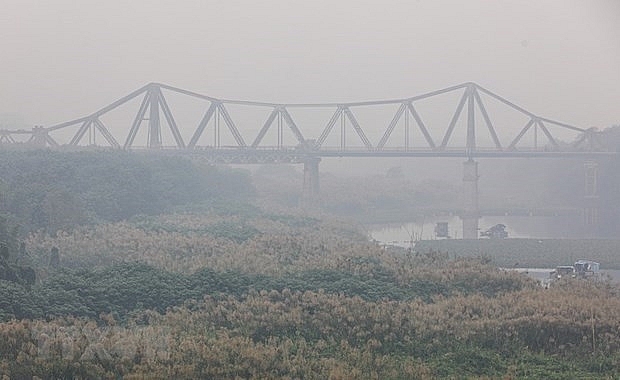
[
  {"left": 0, "top": 82, "right": 611, "bottom": 162},
  {"left": 0, "top": 81, "right": 612, "bottom": 238}
]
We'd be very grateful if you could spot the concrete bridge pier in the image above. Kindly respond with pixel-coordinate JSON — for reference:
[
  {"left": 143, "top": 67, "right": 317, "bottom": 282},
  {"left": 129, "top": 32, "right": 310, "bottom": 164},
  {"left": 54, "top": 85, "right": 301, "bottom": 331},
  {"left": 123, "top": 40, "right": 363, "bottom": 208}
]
[
  {"left": 583, "top": 160, "right": 599, "bottom": 235},
  {"left": 301, "top": 156, "right": 321, "bottom": 207},
  {"left": 461, "top": 159, "right": 480, "bottom": 239}
]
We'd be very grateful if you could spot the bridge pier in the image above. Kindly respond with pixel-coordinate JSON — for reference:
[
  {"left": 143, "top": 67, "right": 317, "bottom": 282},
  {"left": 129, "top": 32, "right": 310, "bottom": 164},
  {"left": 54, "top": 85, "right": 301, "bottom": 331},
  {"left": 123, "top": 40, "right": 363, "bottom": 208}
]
[
  {"left": 461, "top": 159, "right": 480, "bottom": 239},
  {"left": 583, "top": 160, "right": 599, "bottom": 235},
  {"left": 301, "top": 157, "right": 321, "bottom": 207}
]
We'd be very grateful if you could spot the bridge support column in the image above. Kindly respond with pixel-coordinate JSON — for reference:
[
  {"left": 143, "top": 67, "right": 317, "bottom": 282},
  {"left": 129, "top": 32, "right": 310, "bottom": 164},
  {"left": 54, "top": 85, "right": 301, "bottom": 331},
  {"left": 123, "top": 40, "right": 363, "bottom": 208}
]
[
  {"left": 461, "top": 159, "right": 480, "bottom": 239},
  {"left": 301, "top": 157, "right": 321, "bottom": 207},
  {"left": 583, "top": 160, "right": 599, "bottom": 235}
]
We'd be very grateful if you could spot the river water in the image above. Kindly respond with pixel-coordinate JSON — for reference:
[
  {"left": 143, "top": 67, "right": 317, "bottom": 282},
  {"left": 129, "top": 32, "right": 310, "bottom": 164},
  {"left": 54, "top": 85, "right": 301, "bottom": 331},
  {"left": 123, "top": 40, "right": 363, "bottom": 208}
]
[{"left": 368, "top": 215, "right": 579, "bottom": 245}]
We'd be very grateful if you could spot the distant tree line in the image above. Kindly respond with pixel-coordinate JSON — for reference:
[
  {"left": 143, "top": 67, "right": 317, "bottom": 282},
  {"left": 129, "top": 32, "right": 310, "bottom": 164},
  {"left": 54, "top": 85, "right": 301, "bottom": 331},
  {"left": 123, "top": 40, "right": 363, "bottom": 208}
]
[{"left": 0, "top": 150, "right": 254, "bottom": 233}]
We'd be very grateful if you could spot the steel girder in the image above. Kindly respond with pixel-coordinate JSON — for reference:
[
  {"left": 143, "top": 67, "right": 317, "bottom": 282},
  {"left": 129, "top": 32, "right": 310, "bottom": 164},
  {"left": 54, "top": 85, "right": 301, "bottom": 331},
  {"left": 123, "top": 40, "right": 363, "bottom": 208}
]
[{"left": 5, "top": 82, "right": 604, "bottom": 157}]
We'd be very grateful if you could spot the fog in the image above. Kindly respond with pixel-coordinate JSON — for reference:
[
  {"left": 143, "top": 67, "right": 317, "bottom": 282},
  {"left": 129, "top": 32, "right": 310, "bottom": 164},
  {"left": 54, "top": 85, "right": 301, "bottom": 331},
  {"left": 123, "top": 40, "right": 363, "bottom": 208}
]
[
  {"left": 1, "top": 0, "right": 619, "bottom": 132},
  {"left": 3, "top": 3, "right": 620, "bottom": 376},
  {"left": 1, "top": 0, "right": 619, "bottom": 224}
]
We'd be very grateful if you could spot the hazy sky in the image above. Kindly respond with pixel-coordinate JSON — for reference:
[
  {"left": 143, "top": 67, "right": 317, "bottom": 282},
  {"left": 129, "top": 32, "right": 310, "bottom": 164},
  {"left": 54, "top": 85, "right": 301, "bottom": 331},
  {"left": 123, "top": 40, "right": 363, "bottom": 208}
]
[{"left": 1, "top": 0, "right": 619, "bottom": 130}]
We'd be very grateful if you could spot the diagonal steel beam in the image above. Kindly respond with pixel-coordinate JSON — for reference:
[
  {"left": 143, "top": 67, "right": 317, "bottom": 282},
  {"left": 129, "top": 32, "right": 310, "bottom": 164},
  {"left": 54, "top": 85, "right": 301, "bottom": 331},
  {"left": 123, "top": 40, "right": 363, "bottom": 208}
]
[
  {"left": 46, "top": 117, "right": 90, "bottom": 132},
  {"left": 217, "top": 104, "right": 247, "bottom": 147},
  {"left": 475, "top": 84, "right": 535, "bottom": 118},
  {"left": 0, "top": 134, "right": 16, "bottom": 143},
  {"left": 91, "top": 84, "right": 151, "bottom": 119},
  {"left": 251, "top": 108, "right": 279, "bottom": 147},
  {"left": 377, "top": 103, "right": 406, "bottom": 149},
  {"left": 45, "top": 134, "right": 59, "bottom": 147},
  {"left": 69, "top": 119, "right": 93, "bottom": 146},
  {"left": 407, "top": 103, "right": 436, "bottom": 149},
  {"left": 507, "top": 118, "right": 536, "bottom": 150},
  {"left": 93, "top": 118, "right": 120, "bottom": 148},
  {"left": 538, "top": 117, "right": 585, "bottom": 133},
  {"left": 344, "top": 108, "right": 373, "bottom": 150},
  {"left": 536, "top": 120, "right": 558, "bottom": 148},
  {"left": 475, "top": 86, "right": 584, "bottom": 133},
  {"left": 280, "top": 107, "right": 305, "bottom": 144},
  {"left": 407, "top": 83, "right": 470, "bottom": 103},
  {"left": 124, "top": 92, "right": 150, "bottom": 149},
  {"left": 188, "top": 102, "right": 217, "bottom": 148},
  {"left": 158, "top": 89, "right": 185, "bottom": 148},
  {"left": 157, "top": 83, "right": 219, "bottom": 103},
  {"left": 473, "top": 88, "right": 502, "bottom": 149},
  {"left": 46, "top": 84, "right": 150, "bottom": 132},
  {"left": 439, "top": 89, "right": 468, "bottom": 149},
  {"left": 316, "top": 107, "right": 343, "bottom": 148}
]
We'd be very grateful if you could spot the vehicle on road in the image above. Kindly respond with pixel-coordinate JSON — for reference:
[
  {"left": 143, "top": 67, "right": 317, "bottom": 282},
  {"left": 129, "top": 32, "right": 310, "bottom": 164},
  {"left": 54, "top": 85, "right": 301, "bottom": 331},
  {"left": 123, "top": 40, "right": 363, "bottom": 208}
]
[
  {"left": 480, "top": 224, "right": 508, "bottom": 239},
  {"left": 549, "top": 259, "right": 600, "bottom": 281}
]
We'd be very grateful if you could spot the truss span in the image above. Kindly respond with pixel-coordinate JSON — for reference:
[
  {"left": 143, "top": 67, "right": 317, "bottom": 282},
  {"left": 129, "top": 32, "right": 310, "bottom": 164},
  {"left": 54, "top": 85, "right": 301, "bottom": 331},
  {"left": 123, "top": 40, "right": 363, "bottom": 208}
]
[{"left": 0, "top": 82, "right": 609, "bottom": 159}]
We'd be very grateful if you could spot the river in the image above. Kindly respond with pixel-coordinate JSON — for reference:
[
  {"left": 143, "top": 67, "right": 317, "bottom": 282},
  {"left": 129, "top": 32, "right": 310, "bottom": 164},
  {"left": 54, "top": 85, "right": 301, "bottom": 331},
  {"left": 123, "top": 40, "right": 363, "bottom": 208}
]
[{"left": 368, "top": 215, "right": 580, "bottom": 245}]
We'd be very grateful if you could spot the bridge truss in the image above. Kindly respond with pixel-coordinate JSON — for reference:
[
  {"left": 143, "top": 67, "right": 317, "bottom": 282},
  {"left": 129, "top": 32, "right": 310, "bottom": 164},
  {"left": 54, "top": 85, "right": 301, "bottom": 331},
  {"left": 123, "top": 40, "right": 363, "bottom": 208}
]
[{"left": 2, "top": 82, "right": 609, "bottom": 161}]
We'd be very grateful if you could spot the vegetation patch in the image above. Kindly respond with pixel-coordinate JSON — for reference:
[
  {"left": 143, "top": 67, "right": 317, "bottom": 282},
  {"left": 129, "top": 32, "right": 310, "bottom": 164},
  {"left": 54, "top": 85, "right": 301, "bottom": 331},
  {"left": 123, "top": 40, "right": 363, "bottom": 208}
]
[
  {"left": 0, "top": 150, "right": 254, "bottom": 233},
  {"left": 1, "top": 152, "right": 620, "bottom": 378}
]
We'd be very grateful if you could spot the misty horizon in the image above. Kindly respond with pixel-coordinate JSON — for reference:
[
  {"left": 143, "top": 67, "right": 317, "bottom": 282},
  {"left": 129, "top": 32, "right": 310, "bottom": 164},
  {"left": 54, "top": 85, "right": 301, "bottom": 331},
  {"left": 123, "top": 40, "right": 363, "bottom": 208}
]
[{"left": 1, "top": 0, "right": 618, "bottom": 130}]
